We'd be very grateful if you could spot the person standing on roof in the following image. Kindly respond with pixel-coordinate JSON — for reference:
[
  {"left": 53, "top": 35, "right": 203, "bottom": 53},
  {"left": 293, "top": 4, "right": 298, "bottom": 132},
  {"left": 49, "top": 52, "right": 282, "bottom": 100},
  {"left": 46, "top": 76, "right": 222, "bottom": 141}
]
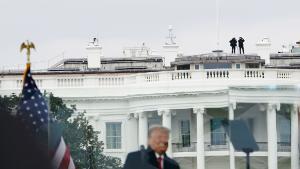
[
  {"left": 229, "top": 38, "right": 237, "bottom": 54},
  {"left": 238, "top": 37, "right": 245, "bottom": 54}
]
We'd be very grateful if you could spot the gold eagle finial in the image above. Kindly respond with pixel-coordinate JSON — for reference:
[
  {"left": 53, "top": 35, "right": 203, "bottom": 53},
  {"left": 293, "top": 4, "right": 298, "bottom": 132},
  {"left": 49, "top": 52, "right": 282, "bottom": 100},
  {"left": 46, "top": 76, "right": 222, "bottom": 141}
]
[{"left": 20, "top": 40, "right": 35, "bottom": 64}]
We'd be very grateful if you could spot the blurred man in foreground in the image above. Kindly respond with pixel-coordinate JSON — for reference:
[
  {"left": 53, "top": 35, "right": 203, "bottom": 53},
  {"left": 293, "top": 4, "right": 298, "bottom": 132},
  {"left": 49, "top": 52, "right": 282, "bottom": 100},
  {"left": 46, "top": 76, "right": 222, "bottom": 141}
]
[{"left": 123, "top": 125, "right": 180, "bottom": 169}]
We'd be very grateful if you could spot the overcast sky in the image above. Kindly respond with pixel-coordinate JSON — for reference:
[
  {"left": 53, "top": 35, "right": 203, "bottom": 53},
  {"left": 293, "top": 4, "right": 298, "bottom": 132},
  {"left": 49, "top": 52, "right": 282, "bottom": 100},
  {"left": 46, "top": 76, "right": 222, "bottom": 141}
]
[{"left": 0, "top": 0, "right": 299, "bottom": 69}]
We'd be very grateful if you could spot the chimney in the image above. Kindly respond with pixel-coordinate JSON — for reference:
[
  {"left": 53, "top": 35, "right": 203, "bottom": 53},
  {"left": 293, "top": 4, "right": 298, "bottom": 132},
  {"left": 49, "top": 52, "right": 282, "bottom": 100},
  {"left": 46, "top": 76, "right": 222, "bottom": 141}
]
[
  {"left": 162, "top": 25, "right": 179, "bottom": 67},
  {"left": 256, "top": 38, "right": 272, "bottom": 65},
  {"left": 87, "top": 38, "right": 103, "bottom": 69}
]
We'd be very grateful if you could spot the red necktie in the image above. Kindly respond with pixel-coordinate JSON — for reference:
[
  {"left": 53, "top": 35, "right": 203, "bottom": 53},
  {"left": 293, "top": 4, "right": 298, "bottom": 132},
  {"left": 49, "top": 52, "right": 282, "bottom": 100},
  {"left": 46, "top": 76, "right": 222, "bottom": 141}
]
[{"left": 157, "top": 156, "right": 162, "bottom": 169}]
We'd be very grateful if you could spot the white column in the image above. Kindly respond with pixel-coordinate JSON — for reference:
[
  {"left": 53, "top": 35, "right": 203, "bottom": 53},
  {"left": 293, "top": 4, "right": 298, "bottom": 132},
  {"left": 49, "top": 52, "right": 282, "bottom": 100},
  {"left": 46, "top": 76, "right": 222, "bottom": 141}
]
[
  {"left": 229, "top": 103, "right": 236, "bottom": 169},
  {"left": 267, "top": 103, "right": 279, "bottom": 169},
  {"left": 193, "top": 107, "right": 205, "bottom": 169},
  {"left": 291, "top": 105, "right": 299, "bottom": 169},
  {"left": 158, "top": 109, "right": 173, "bottom": 157},
  {"left": 127, "top": 113, "right": 139, "bottom": 152},
  {"left": 138, "top": 112, "right": 148, "bottom": 148}
]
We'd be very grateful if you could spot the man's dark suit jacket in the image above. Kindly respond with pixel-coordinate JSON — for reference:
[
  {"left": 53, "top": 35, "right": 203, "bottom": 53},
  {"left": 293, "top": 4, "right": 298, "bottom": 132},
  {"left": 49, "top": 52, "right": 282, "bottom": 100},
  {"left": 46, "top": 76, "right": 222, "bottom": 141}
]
[{"left": 123, "top": 147, "right": 180, "bottom": 169}]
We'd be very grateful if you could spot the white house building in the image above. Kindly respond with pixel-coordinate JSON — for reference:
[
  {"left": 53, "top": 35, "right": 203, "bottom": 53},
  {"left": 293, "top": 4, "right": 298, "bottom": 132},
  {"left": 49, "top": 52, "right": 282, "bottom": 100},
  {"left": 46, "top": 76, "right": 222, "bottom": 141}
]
[{"left": 0, "top": 35, "right": 299, "bottom": 169}]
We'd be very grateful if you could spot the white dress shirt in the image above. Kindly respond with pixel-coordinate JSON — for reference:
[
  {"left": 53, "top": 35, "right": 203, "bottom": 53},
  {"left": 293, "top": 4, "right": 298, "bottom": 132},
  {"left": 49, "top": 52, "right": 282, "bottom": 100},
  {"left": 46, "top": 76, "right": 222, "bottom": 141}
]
[{"left": 155, "top": 153, "right": 164, "bottom": 169}]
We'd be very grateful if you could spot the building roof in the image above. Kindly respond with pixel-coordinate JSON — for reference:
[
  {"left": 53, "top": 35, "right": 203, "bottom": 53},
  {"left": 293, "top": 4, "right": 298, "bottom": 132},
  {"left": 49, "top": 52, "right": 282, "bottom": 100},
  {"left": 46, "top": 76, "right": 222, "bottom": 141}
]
[
  {"left": 50, "top": 56, "right": 164, "bottom": 68},
  {"left": 0, "top": 68, "right": 170, "bottom": 76},
  {"left": 0, "top": 56, "right": 168, "bottom": 76},
  {"left": 270, "top": 53, "right": 300, "bottom": 59},
  {"left": 171, "top": 51, "right": 265, "bottom": 66}
]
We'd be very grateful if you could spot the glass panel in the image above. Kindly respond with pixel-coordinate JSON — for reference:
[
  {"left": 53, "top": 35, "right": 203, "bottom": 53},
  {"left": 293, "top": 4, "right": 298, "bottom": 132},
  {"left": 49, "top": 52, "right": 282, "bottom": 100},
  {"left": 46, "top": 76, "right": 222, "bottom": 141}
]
[
  {"left": 106, "top": 122, "right": 122, "bottom": 149},
  {"left": 204, "top": 63, "right": 232, "bottom": 69},
  {"left": 205, "top": 108, "right": 228, "bottom": 150},
  {"left": 277, "top": 104, "right": 291, "bottom": 152},
  {"left": 181, "top": 120, "right": 191, "bottom": 147},
  {"left": 148, "top": 112, "right": 162, "bottom": 128},
  {"left": 211, "top": 118, "right": 226, "bottom": 145}
]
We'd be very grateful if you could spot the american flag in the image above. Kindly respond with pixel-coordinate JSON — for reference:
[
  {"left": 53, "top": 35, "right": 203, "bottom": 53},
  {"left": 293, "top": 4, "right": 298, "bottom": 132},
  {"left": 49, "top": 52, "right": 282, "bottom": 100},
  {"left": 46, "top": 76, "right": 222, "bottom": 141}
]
[{"left": 17, "top": 64, "right": 75, "bottom": 169}]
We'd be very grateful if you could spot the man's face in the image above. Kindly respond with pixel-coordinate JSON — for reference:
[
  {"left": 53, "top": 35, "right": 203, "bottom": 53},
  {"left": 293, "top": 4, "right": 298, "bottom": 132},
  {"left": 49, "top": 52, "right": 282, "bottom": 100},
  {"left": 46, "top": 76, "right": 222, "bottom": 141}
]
[{"left": 148, "top": 130, "right": 169, "bottom": 155}]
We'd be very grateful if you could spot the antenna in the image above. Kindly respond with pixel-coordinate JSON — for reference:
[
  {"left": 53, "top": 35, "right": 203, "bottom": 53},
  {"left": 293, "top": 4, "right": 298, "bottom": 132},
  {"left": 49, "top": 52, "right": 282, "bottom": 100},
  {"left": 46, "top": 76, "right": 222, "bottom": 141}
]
[
  {"left": 166, "top": 25, "right": 176, "bottom": 45},
  {"left": 216, "top": 0, "right": 221, "bottom": 49},
  {"left": 97, "top": 32, "right": 100, "bottom": 45},
  {"left": 139, "top": 42, "right": 146, "bottom": 57}
]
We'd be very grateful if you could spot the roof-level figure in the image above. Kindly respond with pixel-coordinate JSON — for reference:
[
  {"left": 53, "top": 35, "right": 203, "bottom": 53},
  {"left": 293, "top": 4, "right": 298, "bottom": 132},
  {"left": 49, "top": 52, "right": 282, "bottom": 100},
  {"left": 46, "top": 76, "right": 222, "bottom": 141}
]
[{"left": 88, "top": 37, "right": 100, "bottom": 46}]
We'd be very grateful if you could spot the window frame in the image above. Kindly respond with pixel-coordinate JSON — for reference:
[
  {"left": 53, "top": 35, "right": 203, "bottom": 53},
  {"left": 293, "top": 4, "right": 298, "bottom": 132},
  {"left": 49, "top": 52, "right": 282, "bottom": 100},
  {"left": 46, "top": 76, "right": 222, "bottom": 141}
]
[
  {"left": 180, "top": 120, "right": 191, "bottom": 147},
  {"left": 105, "top": 122, "right": 122, "bottom": 150},
  {"left": 210, "top": 118, "right": 227, "bottom": 145}
]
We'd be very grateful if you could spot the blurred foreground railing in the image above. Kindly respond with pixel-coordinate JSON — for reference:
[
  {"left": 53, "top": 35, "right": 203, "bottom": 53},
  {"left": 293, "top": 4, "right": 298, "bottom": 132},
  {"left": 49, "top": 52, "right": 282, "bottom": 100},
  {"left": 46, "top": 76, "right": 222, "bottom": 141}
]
[{"left": 172, "top": 141, "right": 291, "bottom": 153}]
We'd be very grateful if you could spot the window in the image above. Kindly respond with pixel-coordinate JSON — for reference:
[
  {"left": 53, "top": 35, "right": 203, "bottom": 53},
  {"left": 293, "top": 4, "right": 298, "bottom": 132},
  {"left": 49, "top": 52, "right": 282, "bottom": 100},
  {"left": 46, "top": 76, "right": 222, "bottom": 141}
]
[
  {"left": 236, "top": 64, "right": 240, "bottom": 69},
  {"left": 278, "top": 115, "right": 291, "bottom": 143},
  {"left": 246, "top": 63, "right": 259, "bottom": 68},
  {"left": 180, "top": 120, "right": 191, "bottom": 147},
  {"left": 210, "top": 118, "right": 226, "bottom": 145},
  {"left": 204, "top": 63, "right": 232, "bottom": 69},
  {"left": 177, "top": 64, "right": 190, "bottom": 70},
  {"left": 195, "top": 64, "right": 200, "bottom": 70},
  {"left": 148, "top": 116, "right": 162, "bottom": 129},
  {"left": 106, "top": 122, "right": 122, "bottom": 149}
]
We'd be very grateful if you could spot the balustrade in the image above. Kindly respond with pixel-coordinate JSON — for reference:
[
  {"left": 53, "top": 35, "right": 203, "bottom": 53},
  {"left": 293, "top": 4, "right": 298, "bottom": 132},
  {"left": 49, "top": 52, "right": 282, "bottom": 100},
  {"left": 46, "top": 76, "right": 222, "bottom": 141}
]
[
  {"left": 206, "top": 70, "right": 229, "bottom": 79},
  {"left": 1, "top": 69, "right": 300, "bottom": 90},
  {"left": 244, "top": 70, "right": 265, "bottom": 78}
]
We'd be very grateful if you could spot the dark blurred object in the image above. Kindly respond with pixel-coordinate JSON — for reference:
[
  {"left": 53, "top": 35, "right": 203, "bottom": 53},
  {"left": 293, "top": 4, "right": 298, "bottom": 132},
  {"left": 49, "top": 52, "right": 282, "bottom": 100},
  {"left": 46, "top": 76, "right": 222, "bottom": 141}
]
[
  {"left": 222, "top": 119, "right": 258, "bottom": 151},
  {"left": 0, "top": 112, "right": 51, "bottom": 169},
  {"left": 222, "top": 119, "right": 258, "bottom": 169}
]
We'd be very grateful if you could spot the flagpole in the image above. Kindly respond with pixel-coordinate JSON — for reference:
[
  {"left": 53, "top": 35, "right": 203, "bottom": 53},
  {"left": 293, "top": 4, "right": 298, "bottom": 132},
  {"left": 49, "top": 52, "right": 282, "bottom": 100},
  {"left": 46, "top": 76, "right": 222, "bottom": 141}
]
[
  {"left": 46, "top": 93, "right": 51, "bottom": 155},
  {"left": 216, "top": 0, "right": 221, "bottom": 49}
]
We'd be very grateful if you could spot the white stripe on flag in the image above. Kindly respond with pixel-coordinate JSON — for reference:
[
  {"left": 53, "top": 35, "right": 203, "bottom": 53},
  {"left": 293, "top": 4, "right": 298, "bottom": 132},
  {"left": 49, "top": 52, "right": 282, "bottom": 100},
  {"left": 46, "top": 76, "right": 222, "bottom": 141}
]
[
  {"left": 68, "top": 157, "right": 75, "bottom": 169},
  {"left": 52, "top": 137, "right": 66, "bottom": 169}
]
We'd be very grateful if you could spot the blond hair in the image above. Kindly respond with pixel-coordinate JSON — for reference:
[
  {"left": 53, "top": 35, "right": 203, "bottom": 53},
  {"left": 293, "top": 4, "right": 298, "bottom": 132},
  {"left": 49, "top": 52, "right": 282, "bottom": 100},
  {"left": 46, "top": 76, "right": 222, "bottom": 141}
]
[{"left": 148, "top": 125, "right": 170, "bottom": 138}]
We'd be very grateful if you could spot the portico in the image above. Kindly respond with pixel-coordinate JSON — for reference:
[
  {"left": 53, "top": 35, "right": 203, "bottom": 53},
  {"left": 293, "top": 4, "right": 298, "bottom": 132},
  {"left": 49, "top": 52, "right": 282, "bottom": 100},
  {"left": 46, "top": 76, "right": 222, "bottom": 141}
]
[{"left": 125, "top": 94, "right": 299, "bottom": 169}]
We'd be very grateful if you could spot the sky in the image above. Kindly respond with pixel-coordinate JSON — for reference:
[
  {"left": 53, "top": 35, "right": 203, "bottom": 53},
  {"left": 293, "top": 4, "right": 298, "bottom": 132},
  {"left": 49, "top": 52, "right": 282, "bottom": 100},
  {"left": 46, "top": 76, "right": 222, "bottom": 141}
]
[{"left": 0, "top": 0, "right": 299, "bottom": 69}]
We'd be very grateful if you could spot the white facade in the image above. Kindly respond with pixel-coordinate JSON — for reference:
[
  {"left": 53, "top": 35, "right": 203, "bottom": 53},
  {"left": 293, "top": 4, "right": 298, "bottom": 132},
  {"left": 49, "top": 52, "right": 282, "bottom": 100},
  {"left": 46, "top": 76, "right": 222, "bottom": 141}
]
[{"left": 0, "top": 68, "right": 300, "bottom": 169}]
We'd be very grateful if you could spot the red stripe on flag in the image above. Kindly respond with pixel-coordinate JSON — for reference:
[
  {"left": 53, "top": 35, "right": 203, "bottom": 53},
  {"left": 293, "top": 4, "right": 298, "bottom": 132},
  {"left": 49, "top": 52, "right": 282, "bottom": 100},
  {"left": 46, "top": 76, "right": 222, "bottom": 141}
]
[{"left": 58, "top": 145, "right": 71, "bottom": 169}]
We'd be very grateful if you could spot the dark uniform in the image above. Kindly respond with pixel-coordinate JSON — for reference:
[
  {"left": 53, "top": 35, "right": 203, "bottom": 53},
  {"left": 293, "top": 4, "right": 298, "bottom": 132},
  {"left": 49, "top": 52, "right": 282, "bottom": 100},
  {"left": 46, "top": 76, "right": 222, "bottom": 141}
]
[
  {"left": 238, "top": 37, "right": 245, "bottom": 54},
  {"left": 229, "top": 38, "right": 237, "bottom": 54},
  {"left": 123, "top": 147, "right": 180, "bottom": 169}
]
